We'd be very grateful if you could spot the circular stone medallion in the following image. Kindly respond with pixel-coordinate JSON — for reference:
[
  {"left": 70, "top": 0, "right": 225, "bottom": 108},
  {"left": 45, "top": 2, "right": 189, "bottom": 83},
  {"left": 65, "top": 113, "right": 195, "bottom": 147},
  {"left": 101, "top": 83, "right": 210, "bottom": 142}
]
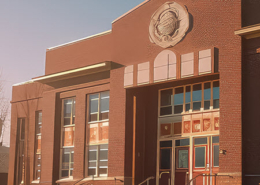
[{"left": 149, "top": 2, "right": 189, "bottom": 48}]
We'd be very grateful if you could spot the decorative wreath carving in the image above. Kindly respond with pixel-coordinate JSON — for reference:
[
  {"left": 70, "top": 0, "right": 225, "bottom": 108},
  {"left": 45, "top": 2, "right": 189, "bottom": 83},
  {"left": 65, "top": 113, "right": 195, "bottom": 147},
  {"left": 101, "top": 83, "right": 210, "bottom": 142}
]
[{"left": 149, "top": 2, "right": 189, "bottom": 48}]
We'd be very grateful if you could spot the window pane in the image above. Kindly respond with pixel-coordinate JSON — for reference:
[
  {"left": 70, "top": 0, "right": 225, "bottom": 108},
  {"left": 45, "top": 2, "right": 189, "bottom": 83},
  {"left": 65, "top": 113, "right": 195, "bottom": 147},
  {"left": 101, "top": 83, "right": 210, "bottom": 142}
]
[
  {"left": 212, "top": 136, "right": 219, "bottom": 143},
  {"left": 100, "top": 112, "right": 109, "bottom": 120},
  {"left": 178, "top": 150, "right": 188, "bottom": 168},
  {"left": 99, "top": 161, "right": 108, "bottom": 166},
  {"left": 89, "top": 113, "right": 98, "bottom": 122},
  {"left": 90, "top": 99, "right": 98, "bottom": 113},
  {"left": 213, "top": 81, "right": 219, "bottom": 100},
  {"left": 161, "top": 89, "right": 172, "bottom": 106},
  {"left": 213, "top": 145, "right": 219, "bottom": 167},
  {"left": 193, "top": 84, "right": 202, "bottom": 101},
  {"left": 193, "top": 102, "right": 201, "bottom": 111},
  {"left": 90, "top": 94, "right": 99, "bottom": 99},
  {"left": 89, "top": 151, "right": 97, "bottom": 161},
  {"left": 61, "top": 170, "right": 69, "bottom": 177},
  {"left": 88, "top": 168, "right": 96, "bottom": 176},
  {"left": 160, "top": 141, "right": 172, "bottom": 147},
  {"left": 99, "top": 168, "right": 107, "bottom": 175},
  {"left": 100, "top": 150, "right": 108, "bottom": 160},
  {"left": 185, "top": 103, "right": 190, "bottom": 111},
  {"left": 64, "top": 99, "right": 72, "bottom": 117},
  {"left": 160, "top": 106, "right": 172, "bottom": 116},
  {"left": 194, "top": 137, "right": 207, "bottom": 145},
  {"left": 101, "top": 91, "right": 110, "bottom": 98},
  {"left": 160, "top": 149, "right": 171, "bottom": 169},
  {"left": 213, "top": 99, "right": 219, "bottom": 109},
  {"left": 174, "top": 87, "right": 183, "bottom": 105},
  {"left": 174, "top": 105, "right": 183, "bottom": 114},
  {"left": 175, "top": 139, "right": 189, "bottom": 146},
  {"left": 204, "top": 101, "right": 210, "bottom": 110},
  {"left": 21, "top": 119, "right": 25, "bottom": 140},
  {"left": 89, "top": 161, "right": 97, "bottom": 168},
  {"left": 185, "top": 86, "right": 191, "bottom": 103},
  {"left": 195, "top": 147, "right": 205, "bottom": 168},
  {"left": 100, "top": 98, "right": 109, "bottom": 112}
]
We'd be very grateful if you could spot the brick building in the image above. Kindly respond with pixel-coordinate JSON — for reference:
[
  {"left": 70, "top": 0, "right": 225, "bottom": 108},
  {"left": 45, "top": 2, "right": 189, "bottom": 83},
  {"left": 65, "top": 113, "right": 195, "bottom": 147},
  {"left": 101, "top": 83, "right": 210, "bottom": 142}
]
[{"left": 7, "top": 0, "right": 260, "bottom": 185}]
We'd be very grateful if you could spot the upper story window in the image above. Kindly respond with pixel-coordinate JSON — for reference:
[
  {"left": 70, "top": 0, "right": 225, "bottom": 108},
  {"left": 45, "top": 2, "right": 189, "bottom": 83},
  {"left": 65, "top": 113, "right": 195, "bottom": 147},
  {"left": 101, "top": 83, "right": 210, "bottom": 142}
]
[
  {"left": 159, "top": 81, "right": 219, "bottom": 116},
  {"left": 89, "top": 91, "right": 109, "bottom": 122},
  {"left": 60, "top": 98, "right": 75, "bottom": 179},
  {"left": 34, "top": 111, "right": 42, "bottom": 180},
  {"left": 87, "top": 91, "right": 109, "bottom": 177}
]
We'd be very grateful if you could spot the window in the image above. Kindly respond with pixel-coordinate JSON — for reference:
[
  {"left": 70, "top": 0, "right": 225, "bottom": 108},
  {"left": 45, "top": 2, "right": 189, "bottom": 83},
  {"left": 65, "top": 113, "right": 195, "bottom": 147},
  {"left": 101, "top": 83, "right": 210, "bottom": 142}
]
[
  {"left": 160, "top": 141, "right": 172, "bottom": 170},
  {"left": 213, "top": 81, "right": 219, "bottom": 109},
  {"left": 89, "top": 91, "right": 109, "bottom": 122},
  {"left": 60, "top": 98, "right": 75, "bottom": 178},
  {"left": 34, "top": 111, "right": 42, "bottom": 180},
  {"left": 15, "top": 118, "right": 25, "bottom": 185},
  {"left": 88, "top": 144, "right": 108, "bottom": 176},
  {"left": 87, "top": 91, "right": 109, "bottom": 177},
  {"left": 159, "top": 81, "right": 219, "bottom": 116},
  {"left": 212, "top": 136, "right": 219, "bottom": 167},
  {"left": 194, "top": 137, "right": 207, "bottom": 168}
]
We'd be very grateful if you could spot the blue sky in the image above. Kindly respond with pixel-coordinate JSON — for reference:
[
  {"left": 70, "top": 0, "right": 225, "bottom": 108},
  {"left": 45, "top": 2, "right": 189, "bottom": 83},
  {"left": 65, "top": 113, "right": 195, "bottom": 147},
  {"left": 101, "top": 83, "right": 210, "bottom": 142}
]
[{"left": 0, "top": 0, "right": 144, "bottom": 146}]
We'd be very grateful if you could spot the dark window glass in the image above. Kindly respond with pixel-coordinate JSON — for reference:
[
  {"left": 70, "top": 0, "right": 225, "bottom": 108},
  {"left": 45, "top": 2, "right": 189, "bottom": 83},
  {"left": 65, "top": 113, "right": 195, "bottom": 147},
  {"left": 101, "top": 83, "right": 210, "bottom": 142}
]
[
  {"left": 204, "top": 101, "right": 210, "bottom": 110},
  {"left": 61, "top": 170, "right": 69, "bottom": 177},
  {"left": 194, "top": 137, "right": 207, "bottom": 145},
  {"left": 99, "top": 168, "right": 107, "bottom": 175},
  {"left": 161, "top": 89, "right": 172, "bottom": 106},
  {"left": 193, "top": 84, "right": 202, "bottom": 101},
  {"left": 193, "top": 102, "right": 201, "bottom": 111},
  {"left": 88, "top": 169, "right": 96, "bottom": 176},
  {"left": 185, "top": 86, "right": 191, "bottom": 103},
  {"left": 185, "top": 103, "right": 190, "bottom": 112},
  {"left": 160, "top": 107, "right": 172, "bottom": 116},
  {"left": 174, "top": 105, "right": 183, "bottom": 114},
  {"left": 213, "top": 99, "right": 219, "bottom": 109},
  {"left": 100, "top": 112, "right": 109, "bottom": 120},
  {"left": 160, "top": 149, "right": 171, "bottom": 169},
  {"left": 175, "top": 139, "right": 190, "bottom": 146},
  {"left": 89, "top": 113, "right": 98, "bottom": 122},
  {"left": 212, "top": 136, "right": 219, "bottom": 143},
  {"left": 21, "top": 120, "right": 25, "bottom": 140},
  {"left": 195, "top": 147, "right": 205, "bottom": 168},
  {"left": 213, "top": 145, "right": 219, "bottom": 167},
  {"left": 160, "top": 141, "right": 172, "bottom": 147}
]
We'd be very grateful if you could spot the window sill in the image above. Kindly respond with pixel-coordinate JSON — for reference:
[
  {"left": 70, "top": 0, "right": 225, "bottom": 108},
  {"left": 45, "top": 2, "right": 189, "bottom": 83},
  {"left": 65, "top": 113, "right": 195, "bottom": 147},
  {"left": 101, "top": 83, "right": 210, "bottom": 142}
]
[
  {"left": 79, "top": 176, "right": 124, "bottom": 183},
  {"left": 31, "top": 180, "right": 40, "bottom": 184},
  {"left": 56, "top": 176, "right": 74, "bottom": 183}
]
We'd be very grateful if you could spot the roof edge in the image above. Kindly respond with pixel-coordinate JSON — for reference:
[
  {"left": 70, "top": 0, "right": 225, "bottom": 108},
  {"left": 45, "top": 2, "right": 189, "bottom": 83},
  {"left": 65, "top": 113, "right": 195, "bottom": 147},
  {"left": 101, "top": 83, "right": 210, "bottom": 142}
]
[
  {"left": 112, "top": 0, "right": 150, "bottom": 24},
  {"left": 47, "top": 30, "right": 112, "bottom": 51}
]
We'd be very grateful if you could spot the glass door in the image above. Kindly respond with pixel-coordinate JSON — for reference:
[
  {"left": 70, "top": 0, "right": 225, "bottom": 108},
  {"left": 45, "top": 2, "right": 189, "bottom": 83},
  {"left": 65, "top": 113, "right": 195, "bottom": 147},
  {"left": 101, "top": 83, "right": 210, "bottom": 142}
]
[
  {"left": 175, "top": 139, "right": 189, "bottom": 185},
  {"left": 159, "top": 141, "right": 172, "bottom": 185}
]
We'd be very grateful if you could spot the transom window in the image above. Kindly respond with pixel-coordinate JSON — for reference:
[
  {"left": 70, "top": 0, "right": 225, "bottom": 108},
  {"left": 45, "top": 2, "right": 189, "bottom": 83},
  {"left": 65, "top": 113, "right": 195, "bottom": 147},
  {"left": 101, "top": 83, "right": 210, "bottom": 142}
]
[{"left": 159, "top": 81, "right": 219, "bottom": 116}]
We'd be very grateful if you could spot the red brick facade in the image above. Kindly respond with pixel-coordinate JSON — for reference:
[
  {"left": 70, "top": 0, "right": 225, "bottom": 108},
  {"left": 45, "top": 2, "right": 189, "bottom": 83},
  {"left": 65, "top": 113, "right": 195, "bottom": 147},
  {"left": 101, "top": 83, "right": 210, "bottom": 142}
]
[{"left": 9, "top": 0, "right": 258, "bottom": 185}]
